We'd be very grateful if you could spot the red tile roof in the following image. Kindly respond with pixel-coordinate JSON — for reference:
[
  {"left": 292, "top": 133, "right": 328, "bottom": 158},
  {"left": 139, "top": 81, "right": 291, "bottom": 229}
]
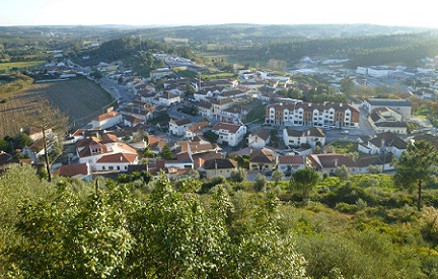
[
  {"left": 57, "top": 163, "right": 89, "bottom": 177},
  {"left": 212, "top": 122, "right": 243, "bottom": 134},
  {"left": 278, "top": 155, "right": 304, "bottom": 165},
  {"left": 93, "top": 111, "right": 119, "bottom": 122},
  {"left": 97, "top": 153, "right": 137, "bottom": 163}
]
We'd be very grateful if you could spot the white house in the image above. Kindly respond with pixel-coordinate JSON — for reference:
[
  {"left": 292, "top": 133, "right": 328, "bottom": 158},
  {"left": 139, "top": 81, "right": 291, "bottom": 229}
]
[
  {"left": 364, "top": 98, "right": 411, "bottom": 120},
  {"left": 184, "top": 121, "right": 210, "bottom": 140},
  {"left": 169, "top": 118, "right": 192, "bottom": 136},
  {"left": 159, "top": 92, "right": 181, "bottom": 106},
  {"left": 355, "top": 153, "right": 395, "bottom": 173},
  {"left": 212, "top": 122, "right": 247, "bottom": 147},
  {"left": 202, "top": 158, "right": 238, "bottom": 179},
  {"left": 277, "top": 155, "right": 305, "bottom": 175},
  {"left": 90, "top": 111, "right": 123, "bottom": 130},
  {"left": 357, "top": 132, "right": 407, "bottom": 159},
  {"left": 76, "top": 136, "right": 138, "bottom": 171},
  {"left": 283, "top": 127, "right": 326, "bottom": 148},
  {"left": 248, "top": 128, "right": 271, "bottom": 148},
  {"left": 307, "top": 154, "right": 358, "bottom": 175},
  {"left": 95, "top": 153, "right": 138, "bottom": 172}
]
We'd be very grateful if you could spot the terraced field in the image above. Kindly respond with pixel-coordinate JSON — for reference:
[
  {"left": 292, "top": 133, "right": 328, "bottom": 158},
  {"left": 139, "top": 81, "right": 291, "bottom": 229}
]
[{"left": 0, "top": 79, "right": 114, "bottom": 138}]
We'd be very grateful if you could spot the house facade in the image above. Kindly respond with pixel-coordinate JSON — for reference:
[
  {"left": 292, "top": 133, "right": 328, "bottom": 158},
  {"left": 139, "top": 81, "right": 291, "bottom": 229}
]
[
  {"left": 248, "top": 128, "right": 271, "bottom": 149},
  {"left": 90, "top": 111, "right": 123, "bottom": 130},
  {"left": 203, "top": 158, "right": 238, "bottom": 178},
  {"left": 277, "top": 155, "right": 305, "bottom": 175},
  {"left": 266, "top": 101, "right": 360, "bottom": 128},
  {"left": 283, "top": 127, "right": 326, "bottom": 148},
  {"left": 212, "top": 122, "right": 247, "bottom": 147},
  {"left": 364, "top": 98, "right": 411, "bottom": 120},
  {"left": 169, "top": 118, "right": 192, "bottom": 136},
  {"left": 249, "top": 149, "right": 276, "bottom": 174}
]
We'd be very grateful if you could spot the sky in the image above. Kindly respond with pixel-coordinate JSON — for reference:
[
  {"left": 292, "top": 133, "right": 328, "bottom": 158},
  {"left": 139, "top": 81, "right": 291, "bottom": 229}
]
[{"left": 1, "top": 0, "right": 437, "bottom": 28}]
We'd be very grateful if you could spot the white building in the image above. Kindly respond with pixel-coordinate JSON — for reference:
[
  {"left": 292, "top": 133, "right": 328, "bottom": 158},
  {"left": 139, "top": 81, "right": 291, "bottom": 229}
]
[
  {"left": 277, "top": 155, "right": 305, "bottom": 175},
  {"left": 266, "top": 102, "right": 360, "bottom": 128},
  {"left": 248, "top": 128, "right": 271, "bottom": 149},
  {"left": 90, "top": 111, "right": 123, "bottom": 130},
  {"left": 283, "top": 127, "right": 326, "bottom": 148},
  {"left": 76, "top": 135, "right": 138, "bottom": 171},
  {"left": 158, "top": 92, "right": 181, "bottom": 106},
  {"left": 212, "top": 122, "right": 247, "bottom": 147},
  {"left": 169, "top": 118, "right": 192, "bottom": 136},
  {"left": 357, "top": 132, "right": 407, "bottom": 159},
  {"left": 95, "top": 153, "right": 138, "bottom": 172},
  {"left": 364, "top": 99, "right": 411, "bottom": 120}
]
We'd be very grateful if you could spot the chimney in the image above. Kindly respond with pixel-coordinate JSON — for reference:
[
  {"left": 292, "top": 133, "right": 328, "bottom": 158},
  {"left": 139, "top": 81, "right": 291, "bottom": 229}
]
[
  {"left": 120, "top": 156, "right": 123, "bottom": 162},
  {"left": 340, "top": 103, "right": 343, "bottom": 107},
  {"left": 334, "top": 158, "right": 338, "bottom": 167}
]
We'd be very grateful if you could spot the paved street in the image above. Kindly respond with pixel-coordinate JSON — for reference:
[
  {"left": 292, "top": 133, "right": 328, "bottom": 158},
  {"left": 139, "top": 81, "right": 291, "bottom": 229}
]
[
  {"left": 168, "top": 103, "right": 205, "bottom": 123},
  {"left": 99, "top": 77, "right": 135, "bottom": 104}
]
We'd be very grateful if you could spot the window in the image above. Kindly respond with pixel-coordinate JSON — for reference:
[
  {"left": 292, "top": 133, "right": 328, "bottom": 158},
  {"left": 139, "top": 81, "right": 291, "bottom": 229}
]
[
  {"left": 109, "top": 166, "right": 114, "bottom": 170},
  {"left": 102, "top": 166, "right": 105, "bottom": 170},
  {"left": 125, "top": 166, "right": 128, "bottom": 170},
  {"left": 117, "top": 166, "right": 120, "bottom": 170}
]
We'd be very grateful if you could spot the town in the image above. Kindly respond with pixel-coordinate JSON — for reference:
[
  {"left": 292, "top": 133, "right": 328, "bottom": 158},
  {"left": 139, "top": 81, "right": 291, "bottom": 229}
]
[{"left": 2, "top": 49, "right": 437, "bottom": 184}]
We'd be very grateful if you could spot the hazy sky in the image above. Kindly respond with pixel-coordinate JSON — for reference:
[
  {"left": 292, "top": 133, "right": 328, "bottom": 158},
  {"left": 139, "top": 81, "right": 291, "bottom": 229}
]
[{"left": 1, "top": 0, "right": 437, "bottom": 28}]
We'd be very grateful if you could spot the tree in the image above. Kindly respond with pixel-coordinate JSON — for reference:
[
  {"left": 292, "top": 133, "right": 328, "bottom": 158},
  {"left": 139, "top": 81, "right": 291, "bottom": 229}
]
[
  {"left": 340, "top": 76, "right": 356, "bottom": 95},
  {"left": 159, "top": 143, "right": 174, "bottom": 160},
  {"left": 335, "top": 165, "right": 350, "bottom": 181},
  {"left": 290, "top": 168, "right": 320, "bottom": 199},
  {"left": 230, "top": 168, "right": 247, "bottom": 183},
  {"left": 28, "top": 99, "right": 68, "bottom": 182},
  {"left": 368, "top": 165, "right": 382, "bottom": 174},
  {"left": 13, "top": 132, "right": 33, "bottom": 149},
  {"left": 271, "top": 169, "right": 285, "bottom": 186},
  {"left": 395, "top": 140, "right": 438, "bottom": 211},
  {"left": 254, "top": 173, "right": 267, "bottom": 192},
  {"left": 203, "top": 130, "right": 219, "bottom": 144}
]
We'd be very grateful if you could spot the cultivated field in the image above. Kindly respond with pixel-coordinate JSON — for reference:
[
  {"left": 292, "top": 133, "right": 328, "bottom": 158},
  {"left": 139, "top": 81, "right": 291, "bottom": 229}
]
[
  {"left": 0, "top": 60, "right": 45, "bottom": 72},
  {"left": 0, "top": 79, "right": 114, "bottom": 138}
]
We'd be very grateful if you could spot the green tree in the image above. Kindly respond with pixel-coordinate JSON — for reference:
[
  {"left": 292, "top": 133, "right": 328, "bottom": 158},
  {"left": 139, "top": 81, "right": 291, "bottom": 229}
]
[
  {"left": 395, "top": 140, "right": 438, "bottom": 211},
  {"left": 368, "top": 164, "right": 382, "bottom": 174},
  {"left": 203, "top": 130, "right": 219, "bottom": 144},
  {"left": 127, "top": 174, "right": 230, "bottom": 278},
  {"left": 159, "top": 143, "right": 174, "bottom": 160},
  {"left": 13, "top": 132, "right": 33, "bottom": 149},
  {"left": 254, "top": 173, "right": 267, "bottom": 192},
  {"left": 290, "top": 168, "right": 320, "bottom": 199},
  {"left": 335, "top": 165, "right": 350, "bottom": 181},
  {"left": 230, "top": 168, "right": 247, "bottom": 183},
  {"left": 7, "top": 185, "right": 134, "bottom": 278},
  {"left": 271, "top": 169, "right": 285, "bottom": 186},
  {"left": 340, "top": 76, "right": 356, "bottom": 95}
]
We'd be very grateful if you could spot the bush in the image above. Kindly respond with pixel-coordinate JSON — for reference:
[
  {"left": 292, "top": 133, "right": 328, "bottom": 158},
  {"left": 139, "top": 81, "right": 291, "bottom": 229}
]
[
  {"left": 254, "top": 173, "right": 267, "bottom": 192},
  {"left": 335, "top": 202, "right": 358, "bottom": 214}
]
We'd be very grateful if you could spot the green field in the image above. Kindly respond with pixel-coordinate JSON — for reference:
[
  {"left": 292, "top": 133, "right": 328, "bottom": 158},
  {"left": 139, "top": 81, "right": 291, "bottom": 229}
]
[
  {"left": 0, "top": 79, "right": 114, "bottom": 137},
  {"left": 0, "top": 60, "right": 45, "bottom": 72}
]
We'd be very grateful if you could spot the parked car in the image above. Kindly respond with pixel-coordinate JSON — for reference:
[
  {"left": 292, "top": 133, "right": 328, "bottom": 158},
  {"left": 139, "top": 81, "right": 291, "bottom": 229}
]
[{"left": 341, "top": 129, "right": 350, "bottom": 135}]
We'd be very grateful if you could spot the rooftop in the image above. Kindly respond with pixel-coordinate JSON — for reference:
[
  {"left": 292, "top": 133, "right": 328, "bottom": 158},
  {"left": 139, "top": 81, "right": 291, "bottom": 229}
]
[
  {"left": 212, "top": 122, "right": 244, "bottom": 134},
  {"left": 367, "top": 98, "right": 411, "bottom": 107}
]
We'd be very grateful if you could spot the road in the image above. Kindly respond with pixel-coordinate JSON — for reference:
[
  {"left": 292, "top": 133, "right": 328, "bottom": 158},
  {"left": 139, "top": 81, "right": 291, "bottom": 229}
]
[
  {"left": 99, "top": 77, "right": 135, "bottom": 104},
  {"left": 167, "top": 103, "right": 205, "bottom": 123},
  {"left": 358, "top": 105, "right": 375, "bottom": 137}
]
